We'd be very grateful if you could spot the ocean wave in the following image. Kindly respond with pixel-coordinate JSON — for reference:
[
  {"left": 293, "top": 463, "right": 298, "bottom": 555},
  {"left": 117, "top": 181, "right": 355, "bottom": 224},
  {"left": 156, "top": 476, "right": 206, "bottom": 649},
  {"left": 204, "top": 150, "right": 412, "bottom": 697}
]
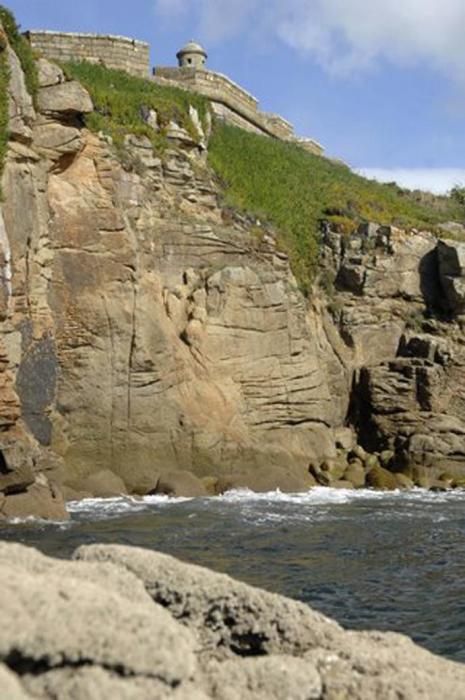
[
  {"left": 219, "top": 486, "right": 465, "bottom": 505},
  {"left": 67, "top": 494, "right": 193, "bottom": 518},
  {"left": 63, "top": 486, "right": 465, "bottom": 523},
  {"left": 4, "top": 516, "right": 71, "bottom": 527}
]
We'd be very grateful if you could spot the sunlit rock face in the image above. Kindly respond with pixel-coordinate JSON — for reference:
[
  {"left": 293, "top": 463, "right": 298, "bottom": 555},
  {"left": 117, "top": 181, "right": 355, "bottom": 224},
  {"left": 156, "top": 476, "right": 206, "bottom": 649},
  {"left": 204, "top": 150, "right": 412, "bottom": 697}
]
[{"left": 2, "top": 29, "right": 465, "bottom": 519}]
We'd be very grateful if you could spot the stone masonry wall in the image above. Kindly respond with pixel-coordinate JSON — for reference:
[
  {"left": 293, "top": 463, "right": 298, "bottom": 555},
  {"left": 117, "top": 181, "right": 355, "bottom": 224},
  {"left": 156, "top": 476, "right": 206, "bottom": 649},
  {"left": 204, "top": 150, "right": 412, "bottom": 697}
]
[
  {"left": 210, "top": 102, "right": 267, "bottom": 136},
  {"left": 25, "top": 31, "right": 150, "bottom": 78},
  {"left": 25, "top": 31, "right": 324, "bottom": 153},
  {"left": 154, "top": 66, "right": 296, "bottom": 141},
  {"left": 262, "top": 113, "right": 295, "bottom": 141}
]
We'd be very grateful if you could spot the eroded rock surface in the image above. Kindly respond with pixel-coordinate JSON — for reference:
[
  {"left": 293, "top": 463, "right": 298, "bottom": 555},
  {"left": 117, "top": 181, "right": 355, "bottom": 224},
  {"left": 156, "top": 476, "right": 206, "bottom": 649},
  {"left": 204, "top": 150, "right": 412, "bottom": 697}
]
[
  {"left": 0, "top": 542, "right": 464, "bottom": 699},
  {"left": 0, "top": 40, "right": 342, "bottom": 512},
  {"left": 321, "top": 222, "right": 465, "bottom": 478},
  {"left": 74, "top": 544, "right": 342, "bottom": 659}
]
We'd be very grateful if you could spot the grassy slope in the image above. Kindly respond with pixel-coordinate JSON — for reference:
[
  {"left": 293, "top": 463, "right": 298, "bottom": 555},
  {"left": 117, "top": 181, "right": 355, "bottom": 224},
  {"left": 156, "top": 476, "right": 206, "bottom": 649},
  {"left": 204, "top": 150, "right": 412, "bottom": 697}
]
[
  {"left": 4, "top": 33, "right": 461, "bottom": 291},
  {"left": 63, "top": 61, "right": 209, "bottom": 152},
  {"left": 208, "top": 124, "right": 465, "bottom": 290}
]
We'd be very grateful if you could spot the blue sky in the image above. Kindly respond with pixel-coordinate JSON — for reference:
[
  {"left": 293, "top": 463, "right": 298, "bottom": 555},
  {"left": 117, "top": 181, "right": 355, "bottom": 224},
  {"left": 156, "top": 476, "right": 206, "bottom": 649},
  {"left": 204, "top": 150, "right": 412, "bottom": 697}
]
[{"left": 8, "top": 0, "right": 465, "bottom": 193}]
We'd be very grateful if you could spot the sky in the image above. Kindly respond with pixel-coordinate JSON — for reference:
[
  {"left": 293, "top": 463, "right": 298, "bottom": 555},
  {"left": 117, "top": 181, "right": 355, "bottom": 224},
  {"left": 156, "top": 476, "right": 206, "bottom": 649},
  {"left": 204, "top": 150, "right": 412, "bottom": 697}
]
[{"left": 7, "top": 0, "right": 465, "bottom": 193}]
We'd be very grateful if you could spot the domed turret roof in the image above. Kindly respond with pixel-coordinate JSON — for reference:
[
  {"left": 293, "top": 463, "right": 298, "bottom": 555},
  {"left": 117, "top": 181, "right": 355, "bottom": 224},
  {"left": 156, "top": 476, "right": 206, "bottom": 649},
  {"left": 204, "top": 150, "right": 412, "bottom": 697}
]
[{"left": 177, "top": 40, "right": 207, "bottom": 58}]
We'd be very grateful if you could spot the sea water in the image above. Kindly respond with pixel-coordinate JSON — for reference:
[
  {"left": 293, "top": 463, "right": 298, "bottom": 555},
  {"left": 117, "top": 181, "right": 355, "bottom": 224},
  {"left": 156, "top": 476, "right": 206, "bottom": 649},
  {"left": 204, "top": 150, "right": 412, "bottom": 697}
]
[{"left": 1, "top": 487, "right": 465, "bottom": 662}]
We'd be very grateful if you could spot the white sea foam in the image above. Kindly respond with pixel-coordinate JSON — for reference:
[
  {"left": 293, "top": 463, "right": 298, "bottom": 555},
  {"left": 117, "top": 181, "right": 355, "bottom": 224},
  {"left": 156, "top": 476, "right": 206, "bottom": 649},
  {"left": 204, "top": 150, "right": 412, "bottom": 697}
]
[
  {"left": 219, "top": 486, "right": 401, "bottom": 505},
  {"left": 62, "top": 486, "right": 465, "bottom": 523},
  {"left": 5, "top": 516, "right": 71, "bottom": 527},
  {"left": 219, "top": 486, "right": 465, "bottom": 505},
  {"left": 67, "top": 494, "right": 193, "bottom": 518}
]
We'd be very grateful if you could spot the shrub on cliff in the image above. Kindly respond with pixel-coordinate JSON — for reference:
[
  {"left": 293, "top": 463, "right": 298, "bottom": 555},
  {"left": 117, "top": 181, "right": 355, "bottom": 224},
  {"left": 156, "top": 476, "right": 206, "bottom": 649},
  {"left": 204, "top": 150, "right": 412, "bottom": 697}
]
[{"left": 208, "top": 123, "right": 465, "bottom": 292}]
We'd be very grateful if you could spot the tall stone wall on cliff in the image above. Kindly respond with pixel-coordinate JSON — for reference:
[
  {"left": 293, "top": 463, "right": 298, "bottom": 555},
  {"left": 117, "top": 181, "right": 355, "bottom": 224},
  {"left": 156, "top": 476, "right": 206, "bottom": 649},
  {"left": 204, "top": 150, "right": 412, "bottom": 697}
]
[
  {"left": 154, "top": 66, "right": 298, "bottom": 142},
  {"left": 25, "top": 31, "right": 150, "bottom": 78}
]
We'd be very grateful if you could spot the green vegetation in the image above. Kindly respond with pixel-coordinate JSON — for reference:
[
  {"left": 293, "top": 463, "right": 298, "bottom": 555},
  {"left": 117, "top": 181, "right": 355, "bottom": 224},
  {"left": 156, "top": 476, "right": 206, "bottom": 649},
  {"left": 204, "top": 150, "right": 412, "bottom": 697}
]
[
  {"left": 0, "top": 5, "right": 38, "bottom": 99},
  {"left": 63, "top": 61, "right": 209, "bottom": 154},
  {"left": 451, "top": 186, "right": 465, "bottom": 206},
  {"left": 208, "top": 124, "right": 465, "bottom": 291},
  {"left": 0, "top": 4, "right": 461, "bottom": 293}
]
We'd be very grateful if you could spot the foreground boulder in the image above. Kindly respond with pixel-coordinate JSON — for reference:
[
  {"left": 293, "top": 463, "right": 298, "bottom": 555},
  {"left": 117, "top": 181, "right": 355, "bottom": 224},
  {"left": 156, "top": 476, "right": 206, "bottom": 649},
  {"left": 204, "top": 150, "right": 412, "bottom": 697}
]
[
  {"left": 74, "top": 544, "right": 342, "bottom": 659},
  {"left": 0, "top": 542, "right": 463, "bottom": 698}
]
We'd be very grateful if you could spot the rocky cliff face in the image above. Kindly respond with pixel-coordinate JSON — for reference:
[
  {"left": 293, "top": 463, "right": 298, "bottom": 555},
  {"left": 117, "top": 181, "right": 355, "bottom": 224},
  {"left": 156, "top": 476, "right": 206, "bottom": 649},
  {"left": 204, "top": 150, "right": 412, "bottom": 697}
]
[
  {"left": 1, "top": 34, "right": 465, "bottom": 518},
  {"left": 321, "top": 223, "right": 465, "bottom": 482}
]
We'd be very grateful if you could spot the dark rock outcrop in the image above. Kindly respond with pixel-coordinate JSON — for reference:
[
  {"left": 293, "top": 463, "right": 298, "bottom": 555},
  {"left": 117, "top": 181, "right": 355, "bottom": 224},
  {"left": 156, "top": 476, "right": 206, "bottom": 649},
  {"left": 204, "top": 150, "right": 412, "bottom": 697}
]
[{"left": 321, "top": 222, "right": 465, "bottom": 478}]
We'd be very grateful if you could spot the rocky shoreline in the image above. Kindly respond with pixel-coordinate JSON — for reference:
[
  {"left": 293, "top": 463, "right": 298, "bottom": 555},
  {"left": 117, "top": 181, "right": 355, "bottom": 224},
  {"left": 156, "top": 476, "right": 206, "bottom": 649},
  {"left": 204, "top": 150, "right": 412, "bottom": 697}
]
[{"left": 0, "top": 540, "right": 464, "bottom": 699}]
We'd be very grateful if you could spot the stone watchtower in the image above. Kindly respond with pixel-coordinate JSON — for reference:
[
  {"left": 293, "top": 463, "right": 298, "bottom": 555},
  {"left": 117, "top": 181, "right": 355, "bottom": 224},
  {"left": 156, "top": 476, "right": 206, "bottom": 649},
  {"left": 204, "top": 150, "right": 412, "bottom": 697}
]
[{"left": 176, "top": 40, "right": 207, "bottom": 69}]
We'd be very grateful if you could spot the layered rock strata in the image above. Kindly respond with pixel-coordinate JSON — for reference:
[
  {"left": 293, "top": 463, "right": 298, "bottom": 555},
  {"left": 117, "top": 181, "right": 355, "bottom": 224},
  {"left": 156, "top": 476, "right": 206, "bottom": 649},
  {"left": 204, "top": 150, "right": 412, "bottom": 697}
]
[
  {"left": 320, "top": 223, "right": 465, "bottom": 482},
  {"left": 1, "top": 36, "right": 337, "bottom": 516},
  {"left": 1, "top": 27, "right": 465, "bottom": 518}
]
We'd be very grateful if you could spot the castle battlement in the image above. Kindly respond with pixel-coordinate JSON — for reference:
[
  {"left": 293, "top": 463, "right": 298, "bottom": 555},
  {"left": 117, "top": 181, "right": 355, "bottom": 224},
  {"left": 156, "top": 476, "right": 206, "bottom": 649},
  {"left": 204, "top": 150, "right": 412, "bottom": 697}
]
[{"left": 25, "top": 31, "right": 324, "bottom": 156}]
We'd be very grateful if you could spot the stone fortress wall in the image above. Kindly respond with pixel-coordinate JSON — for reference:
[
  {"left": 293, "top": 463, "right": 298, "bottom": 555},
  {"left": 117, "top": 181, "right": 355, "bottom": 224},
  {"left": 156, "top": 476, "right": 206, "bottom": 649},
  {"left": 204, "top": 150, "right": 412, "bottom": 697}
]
[
  {"left": 25, "top": 31, "right": 150, "bottom": 78},
  {"left": 154, "top": 66, "right": 323, "bottom": 154},
  {"left": 24, "top": 31, "right": 324, "bottom": 156}
]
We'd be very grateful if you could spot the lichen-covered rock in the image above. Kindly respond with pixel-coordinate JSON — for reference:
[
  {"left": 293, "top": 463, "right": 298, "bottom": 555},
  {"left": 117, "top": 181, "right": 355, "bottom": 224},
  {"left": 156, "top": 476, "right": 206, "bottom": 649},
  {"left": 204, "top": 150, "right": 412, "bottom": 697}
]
[
  {"left": 307, "top": 630, "right": 465, "bottom": 700},
  {"left": 23, "top": 668, "right": 209, "bottom": 700},
  {"left": 32, "top": 122, "right": 83, "bottom": 159}
]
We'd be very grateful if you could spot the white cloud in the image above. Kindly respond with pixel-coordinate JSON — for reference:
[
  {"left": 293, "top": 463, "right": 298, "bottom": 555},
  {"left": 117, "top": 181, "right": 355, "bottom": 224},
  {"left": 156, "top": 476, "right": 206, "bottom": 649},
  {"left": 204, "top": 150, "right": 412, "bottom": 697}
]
[
  {"left": 153, "top": 0, "right": 465, "bottom": 80},
  {"left": 358, "top": 167, "right": 465, "bottom": 194}
]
